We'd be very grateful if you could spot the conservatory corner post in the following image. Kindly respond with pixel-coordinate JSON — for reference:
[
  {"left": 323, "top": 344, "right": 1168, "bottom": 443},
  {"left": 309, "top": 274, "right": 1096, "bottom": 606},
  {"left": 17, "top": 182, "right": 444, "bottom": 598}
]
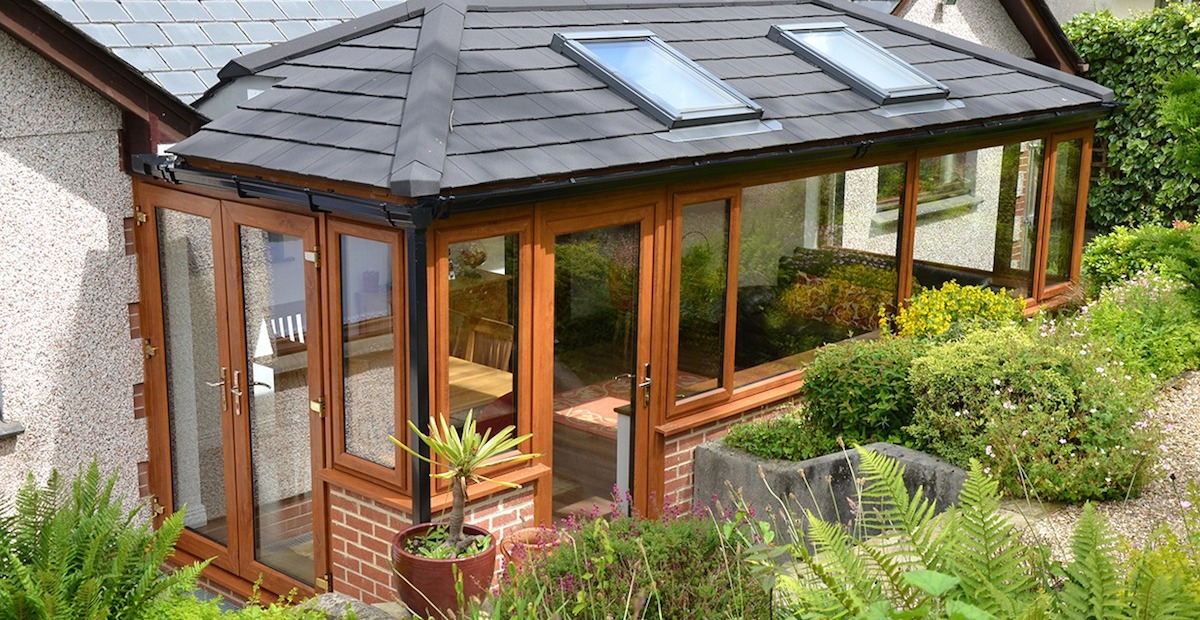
[{"left": 406, "top": 225, "right": 433, "bottom": 524}]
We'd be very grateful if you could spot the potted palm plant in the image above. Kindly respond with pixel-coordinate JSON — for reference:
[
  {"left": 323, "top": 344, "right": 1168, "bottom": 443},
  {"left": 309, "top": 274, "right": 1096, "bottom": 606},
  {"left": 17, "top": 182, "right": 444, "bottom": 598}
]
[{"left": 388, "top": 412, "right": 536, "bottom": 619}]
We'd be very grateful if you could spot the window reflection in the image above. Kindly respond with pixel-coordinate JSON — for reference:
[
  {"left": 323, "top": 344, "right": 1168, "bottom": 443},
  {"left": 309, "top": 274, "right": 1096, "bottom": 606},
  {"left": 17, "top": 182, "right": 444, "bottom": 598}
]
[
  {"left": 676, "top": 200, "right": 729, "bottom": 401},
  {"left": 1047, "top": 139, "right": 1083, "bottom": 286},
  {"left": 448, "top": 235, "right": 519, "bottom": 434},
  {"left": 340, "top": 235, "right": 396, "bottom": 468}
]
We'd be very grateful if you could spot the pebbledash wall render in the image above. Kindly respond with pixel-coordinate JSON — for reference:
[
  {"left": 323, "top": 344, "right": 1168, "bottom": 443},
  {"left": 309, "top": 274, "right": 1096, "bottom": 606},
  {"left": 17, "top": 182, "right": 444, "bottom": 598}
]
[{"left": 123, "top": 0, "right": 1115, "bottom": 603}]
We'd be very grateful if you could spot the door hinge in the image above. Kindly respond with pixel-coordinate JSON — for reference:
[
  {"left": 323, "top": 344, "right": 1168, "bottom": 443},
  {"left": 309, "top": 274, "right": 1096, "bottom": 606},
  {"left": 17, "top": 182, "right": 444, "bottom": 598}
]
[
  {"left": 134, "top": 207, "right": 148, "bottom": 226},
  {"left": 304, "top": 245, "right": 321, "bottom": 268},
  {"left": 150, "top": 495, "right": 165, "bottom": 517},
  {"left": 143, "top": 338, "right": 158, "bottom": 359},
  {"left": 309, "top": 397, "right": 325, "bottom": 418},
  {"left": 314, "top": 572, "right": 332, "bottom": 593}
]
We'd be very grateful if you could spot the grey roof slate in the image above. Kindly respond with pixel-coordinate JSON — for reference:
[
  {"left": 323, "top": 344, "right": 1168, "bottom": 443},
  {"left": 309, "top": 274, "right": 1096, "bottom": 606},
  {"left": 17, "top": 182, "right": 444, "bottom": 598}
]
[
  {"left": 170, "top": 0, "right": 1115, "bottom": 198},
  {"left": 33, "top": 0, "right": 402, "bottom": 102}
]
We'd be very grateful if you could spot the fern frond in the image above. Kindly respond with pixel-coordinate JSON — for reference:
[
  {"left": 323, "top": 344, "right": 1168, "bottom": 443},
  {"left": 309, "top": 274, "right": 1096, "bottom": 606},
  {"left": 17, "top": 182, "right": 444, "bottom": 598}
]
[
  {"left": 943, "top": 460, "right": 1038, "bottom": 616},
  {"left": 799, "top": 511, "right": 879, "bottom": 616},
  {"left": 1057, "top": 503, "right": 1124, "bottom": 620},
  {"left": 1125, "top": 554, "right": 1200, "bottom": 620},
  {"left": 853, "top": 447, "right": 946, "bottom": 574}
]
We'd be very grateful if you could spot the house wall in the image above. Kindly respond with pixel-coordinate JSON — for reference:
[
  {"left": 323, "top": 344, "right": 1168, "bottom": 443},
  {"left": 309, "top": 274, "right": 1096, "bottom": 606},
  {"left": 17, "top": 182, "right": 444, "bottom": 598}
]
[
  {"left": 1045, "top": 0, "right": 1156, "bottom": 21},
  {"left": 898, "top": 0, "right": 1034, "bottom": 59},
  {"left": 0, "top": 30, "right": 145, "bottom": 505}
]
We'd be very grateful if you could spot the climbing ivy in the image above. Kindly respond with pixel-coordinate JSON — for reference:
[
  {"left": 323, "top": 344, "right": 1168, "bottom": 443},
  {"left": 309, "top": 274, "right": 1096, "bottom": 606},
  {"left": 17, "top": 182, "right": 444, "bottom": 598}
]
[{"left": 1064, "top": 4, "right": 1200, "bottom": 231}]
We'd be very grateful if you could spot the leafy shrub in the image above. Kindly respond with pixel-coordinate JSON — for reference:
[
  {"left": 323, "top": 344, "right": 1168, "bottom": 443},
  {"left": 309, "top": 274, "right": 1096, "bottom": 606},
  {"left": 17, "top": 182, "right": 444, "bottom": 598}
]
[
  {"left": 800, "top": 337, "right": 929, "bottom": 445},
  {"left": 152, "top": 590, "right": 332, "bottom": 619},
  {"left": 1161, "top": 71, "right": 1200, "bottom": 176},
  {"left": 890, "top": 281, "right": 1024, "bottom": 339},
  {"left": 753, "top": 449, "right": 1200, "bottom": 619},
  {"left": 723, "top": 408, "right": 839, "bottom": 461},
  {"left": 0, "top": 461, "right": 205, "bottom": 619},
  {"left": 1074, "top": 272, "right": 1200, "bottom": 380},
  {"left": 1080, "top": 223, "right": 1200, "bottom": 299},
  {"left": 1064, "top": 4, "right": 1200, "bottom": 230},
  {"left": 905, "top": 325, "right": 1158, "bottom": 502},
  {"left": 491, "top": 512, "right": 771, "bottom": 619}
]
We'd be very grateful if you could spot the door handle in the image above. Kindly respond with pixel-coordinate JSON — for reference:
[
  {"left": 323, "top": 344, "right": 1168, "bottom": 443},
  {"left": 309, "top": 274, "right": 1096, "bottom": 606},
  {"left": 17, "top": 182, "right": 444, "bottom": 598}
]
[
  {"left": 230, "top": 370, "right": 243, "bottom": 415},
  {"left": 204, "top": 366, "right": 228, "bottom": 412},
  {"left": 639, "top": 362, "right": 651, "bottom": 407}
]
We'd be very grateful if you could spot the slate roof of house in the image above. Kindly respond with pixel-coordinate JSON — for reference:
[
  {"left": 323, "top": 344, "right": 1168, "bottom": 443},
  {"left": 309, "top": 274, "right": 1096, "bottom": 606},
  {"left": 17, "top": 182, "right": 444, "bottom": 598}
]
[
  {"left": 170, "top": 0, "right": 1114, "bottom": 198},
  {"left": 33, "top": 0, "right": 400, "bottom": 102}
]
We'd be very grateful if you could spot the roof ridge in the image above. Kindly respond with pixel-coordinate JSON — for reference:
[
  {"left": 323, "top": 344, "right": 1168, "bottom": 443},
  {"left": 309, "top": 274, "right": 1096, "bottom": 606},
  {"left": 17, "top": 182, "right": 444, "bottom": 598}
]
[
  {"left": 389, "top": 0, "right": 469, "bottom": 197},
  {"left": 809, "top": 0, "right": 1110, "bottom": 102},
  {"left": 215, "top": 0, "right": 428, "bottom": 81},
  {"left": 466, "top": 0, "right": 807, "bottom": 10}
]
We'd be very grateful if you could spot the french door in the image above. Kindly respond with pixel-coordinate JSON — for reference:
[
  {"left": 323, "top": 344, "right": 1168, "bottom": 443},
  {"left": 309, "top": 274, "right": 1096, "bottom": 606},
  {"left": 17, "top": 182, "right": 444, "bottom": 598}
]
[
  {"left": 540, "top": 205, "right": 658, "bottom": 519},
  {"left": 140, "top": 185, "right": 326, "bottom": 595}
]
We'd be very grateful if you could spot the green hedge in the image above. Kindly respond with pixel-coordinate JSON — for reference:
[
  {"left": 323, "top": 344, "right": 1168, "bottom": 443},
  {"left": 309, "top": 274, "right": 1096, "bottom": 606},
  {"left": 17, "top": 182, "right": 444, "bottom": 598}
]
[{"left": 1064, "top": 4, "right": 1200, "bottom": 231}]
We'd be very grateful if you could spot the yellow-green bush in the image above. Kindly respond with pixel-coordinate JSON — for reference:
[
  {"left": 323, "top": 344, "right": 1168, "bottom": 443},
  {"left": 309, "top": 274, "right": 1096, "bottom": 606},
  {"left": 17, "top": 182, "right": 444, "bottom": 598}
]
[{"left": 890, "top": 281, "right": 1024, "bottom": 339}]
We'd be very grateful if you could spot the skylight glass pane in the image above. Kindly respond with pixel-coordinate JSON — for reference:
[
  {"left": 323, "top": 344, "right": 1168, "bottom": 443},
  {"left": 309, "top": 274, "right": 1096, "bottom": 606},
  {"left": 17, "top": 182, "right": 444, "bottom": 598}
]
[
  {"left": 579, "top": 39, "right": 739, "bottom": 113},
  {"left": 770, "top": 23, "right": 949, "bottom": 104},
  {"left": 790, "top": 30, "right": 929, "bottom": 92}
]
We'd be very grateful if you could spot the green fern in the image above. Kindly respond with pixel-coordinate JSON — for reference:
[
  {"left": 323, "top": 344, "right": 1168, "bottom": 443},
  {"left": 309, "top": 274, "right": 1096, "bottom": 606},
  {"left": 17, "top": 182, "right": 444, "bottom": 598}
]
[
  {"left": 940, "top": 460, "right": 1039, "bottom": 617},
  {"left": 1057, "top": 504, "right": 1124, "bottom": 620},
  {"left": 0, "top": 461, "right": 207, "bottom": 620}
]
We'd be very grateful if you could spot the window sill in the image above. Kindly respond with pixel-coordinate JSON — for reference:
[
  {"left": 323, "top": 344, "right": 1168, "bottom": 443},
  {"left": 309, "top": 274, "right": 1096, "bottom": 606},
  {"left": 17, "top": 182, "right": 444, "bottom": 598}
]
[
  {"left": 873, "top": 193, "right": 982, "bottom": 228},
  {"left": 0, "top": 420, "right": 24, "bottom": 441}
]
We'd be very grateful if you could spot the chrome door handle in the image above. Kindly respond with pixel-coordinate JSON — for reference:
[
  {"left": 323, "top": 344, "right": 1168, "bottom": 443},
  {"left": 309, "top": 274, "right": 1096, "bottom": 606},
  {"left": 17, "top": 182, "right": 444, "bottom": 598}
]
[
  {"left": 205, "top": 367, "right": 228, "bottom": 411},
  {"left": 230, "top": 370, "right": 243, "bottom": 415}
]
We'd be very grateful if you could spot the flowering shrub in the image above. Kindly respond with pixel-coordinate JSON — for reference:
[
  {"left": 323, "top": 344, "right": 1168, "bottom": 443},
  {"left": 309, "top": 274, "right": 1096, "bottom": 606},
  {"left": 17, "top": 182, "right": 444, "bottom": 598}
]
[
  {"left": 905, "top": 324, "right": 1159, "bottom": 502},
  {"left": 889, "top": 281, "right": 1024, "bottom": 339},
  {"left": 800, "top": 337, "right": 929, "bottom": 445},
  {"left": 1080, "top": 223, "right": 1200, "bottom": 299},
  {"left": 1070, "top": 272, "right": 1200, "bottom": 381},
  {"left": 490, "top": 510, "right": 771, "bottom": 619},
  {"left": 723, "top": 408, "right": 839, "bottom": 461}
]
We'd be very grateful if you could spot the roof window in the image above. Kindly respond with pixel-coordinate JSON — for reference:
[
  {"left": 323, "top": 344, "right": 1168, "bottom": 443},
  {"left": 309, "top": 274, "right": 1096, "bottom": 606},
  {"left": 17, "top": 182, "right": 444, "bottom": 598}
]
[
  {"left": 551, "top": 31, "right": 763, "bottom": 129},
  {"left": 768, "top": 22, "right": 950, "bottom": 105}
]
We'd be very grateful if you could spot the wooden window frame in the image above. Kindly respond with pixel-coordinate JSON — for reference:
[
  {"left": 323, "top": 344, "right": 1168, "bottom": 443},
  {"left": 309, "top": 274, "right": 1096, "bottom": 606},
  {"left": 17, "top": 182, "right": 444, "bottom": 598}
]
[
  {"left": 325, "top": 218, "right": 409, "bottom": 492},
  {"left": 429, "top": 217, "right": 536, "bottom": 494},
  {"left": 1036, "top": 129, "right": 1093, "bottom": 301}
]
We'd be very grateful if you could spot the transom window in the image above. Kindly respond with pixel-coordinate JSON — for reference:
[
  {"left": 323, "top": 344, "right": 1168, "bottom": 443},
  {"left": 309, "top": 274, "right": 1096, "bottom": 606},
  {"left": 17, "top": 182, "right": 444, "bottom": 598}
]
[
  {"left": 768, "top": 22, "right": 950, "bottom": 104},
  {"left": 551, "top": 31, "right": 763, "bottom": 128}
]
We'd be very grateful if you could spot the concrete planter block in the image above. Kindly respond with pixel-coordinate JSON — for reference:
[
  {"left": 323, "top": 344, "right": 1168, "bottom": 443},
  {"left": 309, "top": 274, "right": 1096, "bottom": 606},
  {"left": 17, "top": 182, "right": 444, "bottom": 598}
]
[{"left": 694, "top": 441, "right": 966, "bottom": 544}]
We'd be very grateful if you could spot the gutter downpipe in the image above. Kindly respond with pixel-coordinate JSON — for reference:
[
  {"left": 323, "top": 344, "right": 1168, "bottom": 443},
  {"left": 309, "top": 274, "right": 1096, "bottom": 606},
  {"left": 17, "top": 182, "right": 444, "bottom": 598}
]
[{"left": 407, "top": 203, "right": 440, "bottom": 525}]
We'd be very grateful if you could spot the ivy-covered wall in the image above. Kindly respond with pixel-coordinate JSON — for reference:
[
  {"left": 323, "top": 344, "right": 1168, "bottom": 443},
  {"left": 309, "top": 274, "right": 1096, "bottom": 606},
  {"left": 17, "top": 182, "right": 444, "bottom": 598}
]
[{"left": 1064, "top": 4, "right": 1200, "bottom": 231}]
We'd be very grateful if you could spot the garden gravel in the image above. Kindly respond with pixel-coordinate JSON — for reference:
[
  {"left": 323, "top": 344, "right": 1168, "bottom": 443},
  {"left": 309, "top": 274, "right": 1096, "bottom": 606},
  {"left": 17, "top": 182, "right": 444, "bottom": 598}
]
[{"left": 1002, "top": 371, "right": 1200, "bottom": 561}]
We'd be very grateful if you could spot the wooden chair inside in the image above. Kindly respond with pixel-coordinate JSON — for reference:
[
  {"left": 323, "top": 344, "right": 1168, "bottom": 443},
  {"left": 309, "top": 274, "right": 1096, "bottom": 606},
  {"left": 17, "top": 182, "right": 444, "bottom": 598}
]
[
  {"left": 449, "top": 310, "right": 473, "bottom": 359},
  {"left": 465, "top": 317, "right": 514, "bottom": 371}
]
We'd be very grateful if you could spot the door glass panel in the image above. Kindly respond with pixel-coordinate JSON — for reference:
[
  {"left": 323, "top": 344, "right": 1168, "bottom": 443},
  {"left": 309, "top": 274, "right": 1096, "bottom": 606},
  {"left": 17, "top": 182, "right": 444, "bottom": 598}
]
[
  {"left": 158, "top": 208, "right": 229, "bottom": 545},
  {"left": 552, "top": 224, "right": 639, "bottom": 519},
  {"left": 676, "top": 200, "right": 729, "bottom": 400},
  {"left": 448, "top": 235, "right": 519, "bottom": 433},
  {"left": 340, "top": 235, "right": 396, "bottom": 467},
  {"left": 240, "top": 227, "right": 314, "bottom": 583},
  {"left": 1047, "top": 139, "right": 1083, "bottom": 286}
]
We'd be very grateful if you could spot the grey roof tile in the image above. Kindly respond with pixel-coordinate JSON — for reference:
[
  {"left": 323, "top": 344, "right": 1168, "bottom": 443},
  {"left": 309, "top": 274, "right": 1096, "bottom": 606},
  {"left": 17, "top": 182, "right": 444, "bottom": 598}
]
[
  {"left": 77, "top": 23, "right": 127, "bottom": 47},
  {"left": 201, "top": 22, "right": 251, "bottom": 44},
  {"left": 237, "top": 44, "right": 271, "bottom": 55},
  {"left": 117, "top": 23, "right": 170, "bottom": 46},
  {"left": 162, "top": 1, "right": 212, "bottom": 21},
  {"left": 77, "top": 1, "right": 132, "bottom": 22},
  {"left": 113, "top": 47, "right": 169, "bottom": 71},
  {"left": 276, "top": 20, "right": 318, "bottom": 39},
  {"left": 197, "top": 45, "right": 244, "bottom": 67},
  {"left": 158, "top": 46, "right": 209, "bottom": 70},
  {"left": 43, "top": 1, "right": 87, "bottom": 22},
  {"left": 277, "top": 1, "right": 322, "bottom": 19},
  {"left": 204, "top": 1, "right": 252, "bottom": 20},
  {"left": 238, "top": 22, "right": 287, "bottom": 43},
  {"left": 121, "top": 1, "right": 173, "bottom": 21},
  {"left": 315, "top": 1, "right": 357, "bottom": 19},
  {"left": 345, "top": 0, "right": 386, "bottom": 17},
  {"left": 153, "top": 70, "right": 208, "bottom": 94},
  {"left": 240, "top": 1, "right": 288, "bottom": 20},
  {"left": 160, "top": 22, "right": 210, "bottom": 45}
]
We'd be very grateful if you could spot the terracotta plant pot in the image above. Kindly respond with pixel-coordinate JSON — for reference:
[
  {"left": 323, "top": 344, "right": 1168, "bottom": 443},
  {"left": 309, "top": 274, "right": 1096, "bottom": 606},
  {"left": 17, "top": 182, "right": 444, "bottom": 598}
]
[
  {"left": 499, "top": 526, "right": 568, "bottom": 571},
  {"left": 390, "top": 523, "right": 497, "bottom": 619}
]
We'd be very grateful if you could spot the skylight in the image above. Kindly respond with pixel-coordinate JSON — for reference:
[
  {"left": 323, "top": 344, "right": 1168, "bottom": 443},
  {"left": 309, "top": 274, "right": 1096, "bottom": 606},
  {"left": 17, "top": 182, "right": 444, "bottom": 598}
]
[
  {"left": 551, "top": 31, "right": 763, "bottom": 129},
  {"left": 768, "top": 22, "right": 950, "bottom": 105}
]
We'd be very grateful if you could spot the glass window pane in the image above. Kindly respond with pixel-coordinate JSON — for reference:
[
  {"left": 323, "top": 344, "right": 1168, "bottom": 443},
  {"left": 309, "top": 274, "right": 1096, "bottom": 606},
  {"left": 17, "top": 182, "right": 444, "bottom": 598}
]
[
  {"left": 1047, "top": 139, "right": 1083, "bottom": 286},
  {"left": 676, "top": 200, "right": 729, "bottom": 400},
  {"left": 791, "top": 30, "right": 928, "bottom": 92},
  {"left": 157, "top": 208, "right": 228, "bottom": 546},
  {"left": 908, "top": 140, "right": 1044, "bottom": 299},
  {"left": 448, "top": 235, "right": 519, "bottom": 434},
  {"left": 736, "top": 164, "right": 902, "bottom": 386},
  {"left": 580, "top": 39, "right": 744, "bottom": 114},
  {"left": 340, "top": 235, "right": 396, "bottom": 468}
]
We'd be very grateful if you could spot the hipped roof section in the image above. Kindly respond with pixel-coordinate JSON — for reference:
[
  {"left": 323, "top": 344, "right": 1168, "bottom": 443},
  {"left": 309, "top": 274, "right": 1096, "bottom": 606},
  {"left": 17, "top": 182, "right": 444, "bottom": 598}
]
[{"left": 170, "top": 0, "right": 1114, "bottom": 199}]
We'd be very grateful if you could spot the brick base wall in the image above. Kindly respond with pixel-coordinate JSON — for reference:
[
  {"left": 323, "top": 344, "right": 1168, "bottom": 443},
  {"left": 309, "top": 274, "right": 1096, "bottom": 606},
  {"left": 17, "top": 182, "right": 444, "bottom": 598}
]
[
  {"left": 662, "top": 400, "right": 798, "bottom": 508},
  {"left": 328, "top": 483, "right": 535, "bottom": 604}
]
